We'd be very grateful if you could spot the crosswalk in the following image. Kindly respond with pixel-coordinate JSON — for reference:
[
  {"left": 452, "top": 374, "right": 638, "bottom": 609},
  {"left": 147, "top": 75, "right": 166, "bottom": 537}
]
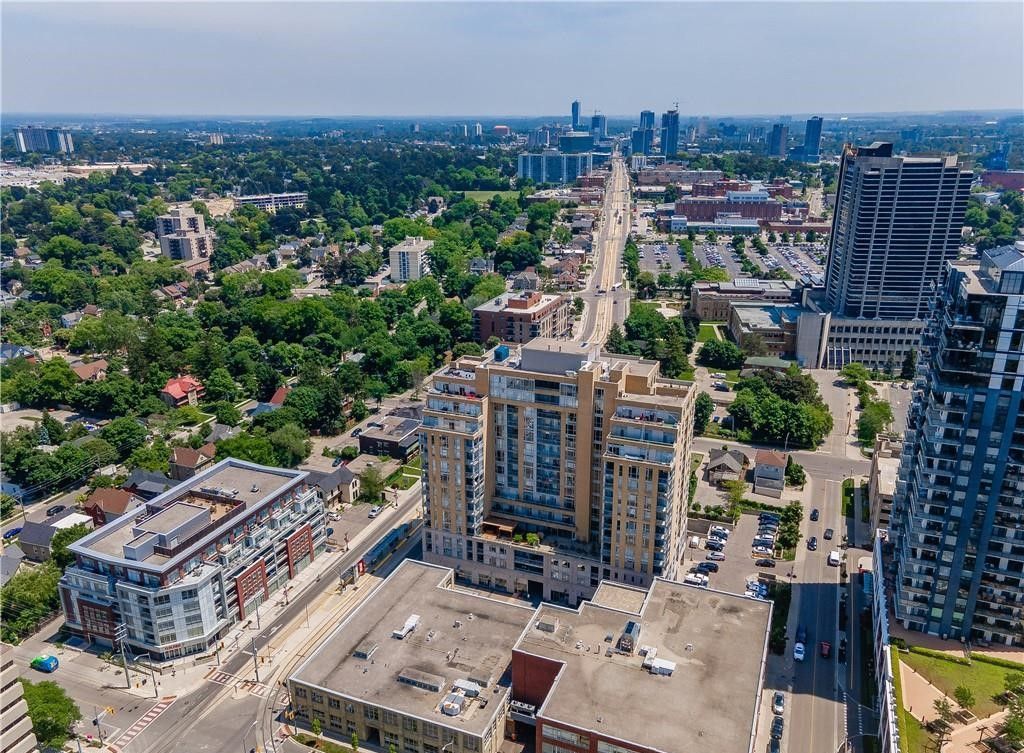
[
  {"left": 205, "top": 667, "right": 271, "bottom": 697},
  {"left": 108, "top": 697, "right": 176, "bottom": 751}
]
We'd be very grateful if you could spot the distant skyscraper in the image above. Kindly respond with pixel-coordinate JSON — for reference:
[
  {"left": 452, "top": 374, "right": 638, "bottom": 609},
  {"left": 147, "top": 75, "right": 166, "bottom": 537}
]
[
  {"left": 590, "top": 113, "right": 607, "bottom": 139},
  {"left": 825, "top": 142, "right": 972, "bottom": 321},
  {"left": 559, "top": 131, "right": 594, "bottom": 154},
  {"left": 639, "top": 110, "right": 655, "bottom": 131},
  {"left": 473, "top": 122, "right": 483, "bottom": 140},
  {"left": 13, "top": 126, "right": 75, "bottom": 155},
  {"left": 630, "top": 128, "right": 653, "bottom": 156},
  {"left": 802, "top": 117, "right": 823, "bottom": 162},
  {"left": 410, "top": 122, "right": 421, "bottom": 134},
  {"left": 660, "top": 109, "right": 680, "bottom": 157},
  {"left": 571, "top": 100, "right": 581, "bottom": 130},
  {"left": 768, "top": 124, "right": 788, "bottom": 157},
  {"left": 891, "top": 241, "right": 1024, "bottom": 647}
]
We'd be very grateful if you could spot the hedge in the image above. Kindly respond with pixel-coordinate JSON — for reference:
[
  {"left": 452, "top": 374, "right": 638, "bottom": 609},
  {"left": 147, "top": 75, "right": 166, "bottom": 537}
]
[{"left": 908, "top": 645, "right": 970, "bottom": 666}]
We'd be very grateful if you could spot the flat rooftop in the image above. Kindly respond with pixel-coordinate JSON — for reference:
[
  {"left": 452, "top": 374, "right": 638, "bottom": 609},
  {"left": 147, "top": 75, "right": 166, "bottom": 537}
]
[
  {"left": 474, "top": 293, "right": 564, "bottom": 315},
  {"left": 361, "top": 416, "right": 420, "bottom": 442},
  {"left": 291, "top": 561, "right": 535, "bottom": 736},
  {"left": 732, "top": 303, "right": 803, "bottom": 330},
  {"left": 72, "top": 459, "right": 306, "bottom": 569},
  {"left": 518, "top": 580, "right": 771, "bottom": 753}
]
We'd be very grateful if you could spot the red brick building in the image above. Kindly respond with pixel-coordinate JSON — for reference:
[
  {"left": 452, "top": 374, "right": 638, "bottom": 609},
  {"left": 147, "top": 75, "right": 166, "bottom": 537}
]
[{"left": 473, "top": 291, "right": 572, "bottom": 344}]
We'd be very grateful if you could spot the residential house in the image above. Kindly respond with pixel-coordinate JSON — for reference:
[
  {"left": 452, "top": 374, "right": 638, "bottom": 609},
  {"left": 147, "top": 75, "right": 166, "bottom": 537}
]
[
  {"left": 469, "top": 257, "right": 494, "bottom": 275},
  {"left": 153, "top": 281, "right": 191, "bottom": 308},
  {"left": 70, "top": 358, "right": 109, "bottom": 382},
  {"left": 169, "top": 444, "right": 216, "bottom": 481},
  {"left": 753, "top": 449, "right": 787, "bottom": 498},
  {"left": 706, "top": 448, "right": 748, "bottom": 485},
  {"left": 160, "top": 375, "right": 204, "bottom": 407},
  {"left": 0, "top": 545, "right": 25, "bottom": 588},
  {"left": 83, "top": 487, "right": 141, "bottom": 526},
  {"left": 269, "top": 386, "right": 292, "bottom": 406},
  {"left": 123, "top": 468, "right": 173, "bottom": 501},
  {"left": 512, "top": 266, "right": 540, "bottom": 291},
  {"left": 206, "top": 423, "right": 240, "bottom": 443},
  {"left": 18, "top": 510, "right": 93, "bottom": 562},
  {"left": 307, "top": 466, "right": 360, "bottom": 507},
  {"left": 0, "top": 343, "right": 35, "bottom": 365}
]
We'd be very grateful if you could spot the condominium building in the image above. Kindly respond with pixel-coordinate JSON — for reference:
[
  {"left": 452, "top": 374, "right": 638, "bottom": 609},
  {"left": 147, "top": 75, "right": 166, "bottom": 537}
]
[
  {"left": 590, "top": 114, "right": 607, "bottom": 140},
  {"left": 13, "top": 125, "right": 74, "bottom": 154},
  {"left": 390, "top": 236, "right": 434, "bottom": 282},
  {"left": 1, "top": 643, "right": 38, "bottom": 753},
  {"left": 660, "top": 109, "right": 679, "bottom": 157},
  {"left": 232, "top": 192, "right": 308, "bottom": 212},
  {"left": 419, "top": 339, "right": 697, "bottom": 605},
  {"left": 59, "top": 458, "right": 325, "bottom": 660},
  {"left": 891, "top": 242, "right": 1024, "bottom": 646},
  {"left": 802, "top": 116, "right": 823, "bottom": 162},
  {"left": 571, "top": 100, "right": 581, "bottom": 130},
  {"left": 155, "top": 206, "right": 214, "bottom": 262},
  {"left": 517, "top": 151, "right": 594, "bottom": 185},
  {"left": 869, "top": 433, "right": 902, "bottom": 532},
  {"left": 639, "top": 109, "right": 655, "bottom": 131},
  {"left": 472, "top": 292, "right": 572, "bottom": 344},
  {"left": 825, "top": 142, "right": 972, "bottom": 321},
  {"left": 768, "top": 124, "right": 788, "bottom": 158},
  {"left": 289, "top": 559, "right": 771, "bottom": 753}
]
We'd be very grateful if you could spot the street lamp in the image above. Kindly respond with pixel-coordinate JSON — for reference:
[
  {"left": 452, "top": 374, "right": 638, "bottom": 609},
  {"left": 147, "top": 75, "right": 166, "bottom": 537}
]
[{"left": 241, "top": 719, "right": 259, "bottom": 753}]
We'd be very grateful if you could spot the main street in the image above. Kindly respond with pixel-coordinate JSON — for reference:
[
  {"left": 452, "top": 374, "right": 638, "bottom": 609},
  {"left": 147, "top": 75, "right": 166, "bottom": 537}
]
[{"left": 575, "top": 155, "right": 630, "bottom": 345}]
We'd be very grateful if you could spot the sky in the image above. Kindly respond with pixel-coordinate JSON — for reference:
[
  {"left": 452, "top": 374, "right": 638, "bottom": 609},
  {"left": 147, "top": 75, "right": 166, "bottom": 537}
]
[{"left": 2, "top": 1, "right": 1022, "bottom": 118}]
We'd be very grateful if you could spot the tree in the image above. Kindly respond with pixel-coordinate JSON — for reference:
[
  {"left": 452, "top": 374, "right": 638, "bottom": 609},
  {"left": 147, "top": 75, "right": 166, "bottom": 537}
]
[
  {"left": 100, "top": 417, "right": 149, "bottom": 457},
  {"left": 900, "top": 348, "right": 917, "bottom": 380},
  {"left": 741, "top": 333, "right": 768, "bottom": 357},
  {"left": 698, "top": 339, "right": 745, "bottom": 370},
  {"left": 636, "top": 271, "right": 657, "bottom": 299},
  {"left": 350, "top": 400, "right": 370, "bottom": 423},
  {"left": 0, "top": 562, "right": 62, "bottom": 643},
  {"left": 49, "top": 523, "right": 92, "bottom": 570},
  {"left": 785, "top": 456, "right": 807, "bottom": 487},
  {"left": 351, "top": 732, "right": 360, "bottom": 753},
  {"left": 722, "top": 480, "right": 746, "bottom": 513},
  {"left": 20, "top": 679, "right": 81, "bottom": 749},
  {"left": 268, "top": 423, "right": 311, "bottom": 468},
  {"left": 359, "top": 465, "right": 385, "bottom": 504},
  {"left": 1005, "top": 672, "right": 1024, "bottom": 698},
  {"left": 210, "top": 401, "right": 242, "bottom": 427},
  {"left": 203, "top": 367, "right": 238, "bottom": 403},
  {"left": 0, "top": 494, "right": 15, "bottom": 520},
  {"left": 954, "top": 685, "right": 976, "bottom": 715},
  {"left": 311, "top": 716, "right": 322, "bottom": 747},
  {"left": 605, "top": 324, "right": 628, "bottom": 354},
  {"left": 694, "top": 392, "right": 714, "bottom": 434}
]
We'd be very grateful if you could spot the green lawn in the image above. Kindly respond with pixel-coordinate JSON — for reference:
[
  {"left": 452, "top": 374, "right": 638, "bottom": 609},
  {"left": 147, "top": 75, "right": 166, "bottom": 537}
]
[
  {"left": 842, "top": 478, "right": 855, "bottom": 518},
  {"left": 901, "top": 649, "right": 1020, "bottom": 718},
  {"left": 697, "top": 324, "right": 722, "bottom": 343},
  {"left": 463, "top": 190, "right": 518, "bottom": 204},
  {"left": 293, "top": 733, "right": 349, "bottom": 753},
  {"left": 892, "top": 648, "right": 937, "bottom": 753}
]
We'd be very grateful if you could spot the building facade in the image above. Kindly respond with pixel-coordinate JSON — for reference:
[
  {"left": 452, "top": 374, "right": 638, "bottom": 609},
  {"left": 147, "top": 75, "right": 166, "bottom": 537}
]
[
  {"left": 674, "top": 195, "right": 782, "bottom": 223},
  {"left": 571, "top": 100, "right": 581, "bottom": 130},
  {"left": 155, "top": 206, "right": 214, "bottom": 262},
  {"left": 824, "top": 142, "right": 972, "bottom": 321},
  {"left": 802, "top": 116, "right": 823, "bottom": 162},
  {"left": 59, "top": 459, "right": 325, "bottom": 660},
  {"left": 1, "top": 643, "right": 38, "bottom": 753},
  {"left": 14, "top": 126, "right": 74, "bottom": 154},
  {"left": 419, "top": 340, "right": 696, "bottom": 605},
  {"left": 660, "top": 109, "right": 679, "bottom": 157},
  {"left": 690, "top": 278, "right": 800, "bottom": 321},
  {"left": 768, "top": 124, "right": 788, "bottom": 158},
  {"left": 728, "top": 304, "right": 802, "bottom": 358},
  {"left": 472, "top": 292, "right": 573, "bottom": 344},
  {"left": 869, "top": 434, "right": 902, "bottom": 532},
  {"left": 390, "top": 237, "right": 434, "bottom": 282},
  {"left": 517, "top": 151, "right": 594, "bottom": 185},
  {"left": 232, "top": 192, "right": 308, "bottom": 212},
  {"left": 891, "top": 242, "right": 1024, "bottom": 646}
]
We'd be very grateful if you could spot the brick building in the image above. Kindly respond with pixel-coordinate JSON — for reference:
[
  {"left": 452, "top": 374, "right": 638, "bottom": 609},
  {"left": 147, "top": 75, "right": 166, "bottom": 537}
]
[{"left": 473, "top": 292, "right": 572, "bottom": 344}]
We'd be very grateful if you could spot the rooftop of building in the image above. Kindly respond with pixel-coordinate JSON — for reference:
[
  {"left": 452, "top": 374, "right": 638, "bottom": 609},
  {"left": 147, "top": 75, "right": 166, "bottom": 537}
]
[
  {"left": 473, "top": 292, "right": 565, "bottom": 315},
  {"left": 361, "top": 415, "right": 421, "bottom": 443},
  {"left": 875, "top": 454, "right": 900, "bottom": 497},
  {"left": 731, "top": 303, "right": 803, "bottom": 330},
  {"left": 70, "top": 458, "right": 307, "bottom": 570},
  {"left": 518, "top": 579, "right": 771, "bottom": 753},
  {"left": 290, "top": 560, "right": 535, "bottom": 736},
  {"left": 391, "top": 236, "right": 435, "bottom": 252},
  {"left": 694, "top": 278, "right": 799, "bottom": 294}
]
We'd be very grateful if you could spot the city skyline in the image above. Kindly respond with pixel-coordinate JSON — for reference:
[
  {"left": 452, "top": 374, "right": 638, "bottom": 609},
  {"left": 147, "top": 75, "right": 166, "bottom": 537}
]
[{"left": 3, "top": 2, "right": 1022, "bottom": 117}]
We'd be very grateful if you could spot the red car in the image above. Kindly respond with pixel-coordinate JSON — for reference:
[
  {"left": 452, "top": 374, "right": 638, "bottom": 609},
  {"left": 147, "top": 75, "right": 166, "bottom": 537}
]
[{"left": 820, "top": 641, "right": 831, "bottom": 659}]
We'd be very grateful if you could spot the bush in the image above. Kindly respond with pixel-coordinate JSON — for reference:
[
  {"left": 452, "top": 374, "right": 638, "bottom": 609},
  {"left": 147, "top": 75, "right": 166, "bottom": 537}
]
[{"left": 340, "top": 446, "right": 359, "bottom": 461}]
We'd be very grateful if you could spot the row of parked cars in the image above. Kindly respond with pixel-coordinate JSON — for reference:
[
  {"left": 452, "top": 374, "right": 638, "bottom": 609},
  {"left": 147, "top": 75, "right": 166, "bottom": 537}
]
[
  {"left": 752, "top": 512, "right": 780, "bottom": 567},
  {"left": 685, "top": 525, "right": 731, "bottom": 588}
]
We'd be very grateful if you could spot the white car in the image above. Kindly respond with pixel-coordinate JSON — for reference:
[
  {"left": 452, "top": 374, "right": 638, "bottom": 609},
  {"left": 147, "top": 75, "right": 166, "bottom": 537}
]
[
  {"left": 368, "top": 506, "right": 383, "bottom": 518},
  {"left": 706, "top": 551, "right": 726, "bottom": 561},
  {"left": 752, "top": 546, "right": 774, "bottom": 556},
  {"left": 793, "top": 642, "right": 806, "bottom": 662}
]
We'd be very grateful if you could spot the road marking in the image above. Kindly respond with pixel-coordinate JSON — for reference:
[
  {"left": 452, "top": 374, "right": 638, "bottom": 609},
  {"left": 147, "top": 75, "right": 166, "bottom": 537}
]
[
  {"left": 205, "top": 668, "right": 271, "bottom": 697},
  {"left": 108, "top": 696, "right": 176, "bottom": 751}
]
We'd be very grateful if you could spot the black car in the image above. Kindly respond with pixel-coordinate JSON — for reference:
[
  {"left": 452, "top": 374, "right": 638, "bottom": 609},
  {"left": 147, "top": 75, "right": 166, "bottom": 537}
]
[
  {"left": 705, "top": 540, "right": 724, "bottom": 552},
  {"left": 810, "top": 508, "right": 820, "bottom": 521},
  {"left": 759, "top": 513, "right": 780, "bottom": 523},
  {"left": 771, "top": 716, "right": 784, "bottom": 740},
  {"left": 796, "top": 625, "right": 807, "bottom": 643},
  {"left": 696, "top": 562, "right": 719, "bottom": 574},
  {"left": 769, "top": 740, "right": 781, "bottom": 753},
  {"left": 807, "top": 536, "right": 818, "bottom": 551},
  {"left": 838, "top": 637, "right": 848, "bottom": 664},
  {"left": 755, "top": 558, "right": 776, "bottom": 568},
  {"left": 45, "top": 505, "right": 66, "bottom": 518},
  {"left": 824, "top": 528, "right": 834, "bottom": 540}
]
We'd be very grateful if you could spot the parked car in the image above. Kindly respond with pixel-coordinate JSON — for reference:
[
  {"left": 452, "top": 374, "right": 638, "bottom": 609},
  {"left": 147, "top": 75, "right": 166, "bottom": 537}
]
[
  {"left": 46, "top": 505, "right": 66, "bottom": 518},
  {"left": 368, "top": 506, "right": 382, "bottom": 518},
  {"left": 710, "top": 526, "right": 730, "bottom": 538},
  {"left": 705, "top": 540, "right": 724, "bottom": 552},
  {"left": 820, "top": 641, "right": 831, "bottom": 659},
  {"left": 759, "top": 514, "right": 780, "bottom": 524},
  {"left": 772, "top": 691, "right": 785, "bottom": 715},
  {"left": 793, "top": 642, "right": 806, "bottom": 662},
  {"left": 771, "top": 716, "right": 785, "bottom": 739},
  {"left": 30, "top": 655, "right": 58, "bottom": 673},
  {"left": 810, "top": 508, "right": 820, "bottom": 521},
  {"left": 824, "top": 527, "right": 834, "bottom": 540},
  {"left": 2, "top": 527, "right": 22, "bottom": 541},
  {"left": 332, "top": 456, "right": 344, "bottom": 467},
  {"left": 752, "top": 546, "right": 773, "bottom": 556},
  {"left": 696, "top": 562, "right": 719, "bottom": 574},
  {"left": 769, "top": 739, "right": 781, "bottom": 753},
  {"left": 807, "top": 536, "right": 818, "bottom": 551},
  {"left": 838, "top": 637, "right": 848, "bottom": 663},
  {"left": 351, "top": 428, "right": 362, "bottom": 438},
  {"left": 796, "top": 625, "right": 808, "bottom": 643},
  {"left": 706, "top": 551, "right": 726, "bottom": 561},
  {"left": 755, "top": 558, "right": 776, "bottom": 568}
]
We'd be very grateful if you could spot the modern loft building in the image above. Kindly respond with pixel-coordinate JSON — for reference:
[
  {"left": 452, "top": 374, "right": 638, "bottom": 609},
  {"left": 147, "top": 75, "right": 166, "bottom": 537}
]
[
  {"left": 802, "top": 116, "right": 823, "bottom": 162},
  {"left": 59, "top": 458, "right": 325, "bottom": 660},
  {"left": 419, "top": 339, "right": 697, "bottom": 605},
  {"left": 639, "top": 109, "right": 655, "bottom": 132},
  {"left": 890, "top": 242, "right": 1024, "bottom": 646},
  {"left": 660, "top": 109, "right": 679, "bottom": 158},
  {"left": 155, "top": 206, "right": 214, "bottom": 262},
  {"left": 13, "top": 125, "right": 75, "bottom": 154},
  {"left": 289, "top": 559, "right": 771, "bottom": 753}
]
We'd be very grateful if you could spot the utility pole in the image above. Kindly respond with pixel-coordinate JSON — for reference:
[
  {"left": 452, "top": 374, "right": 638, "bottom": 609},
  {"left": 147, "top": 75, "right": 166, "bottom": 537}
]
[
  {"left": 93, "top": 706, "right": 105, "bottom": 746},
  {"left": 115, "top": 623, "right": 132, "bottom": 690},
  {"left": 251, "top": 637, "right": 260, "bottom": 683}
]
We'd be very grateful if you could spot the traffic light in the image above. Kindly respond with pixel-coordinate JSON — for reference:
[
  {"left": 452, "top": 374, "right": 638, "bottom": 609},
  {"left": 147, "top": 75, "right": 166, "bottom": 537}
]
[{"left": 106, "top": 707, "right": 115, "bottom": 715}]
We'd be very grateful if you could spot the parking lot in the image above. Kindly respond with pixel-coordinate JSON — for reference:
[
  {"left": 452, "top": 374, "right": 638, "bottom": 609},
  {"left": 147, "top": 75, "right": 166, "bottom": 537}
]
[
  {"left": 764, "top": 242, "right": 826, "bottom": 281},
  {"left": 637, "top": 241, "right": 686, "bottom": 274},
  {"left": 683, "top": 510, "right": 791, "bottom": 597}
]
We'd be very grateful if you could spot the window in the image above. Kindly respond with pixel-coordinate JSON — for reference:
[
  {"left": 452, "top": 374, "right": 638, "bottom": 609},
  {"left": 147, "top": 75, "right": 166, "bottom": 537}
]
[
  {"left": 423, "top": 723, "right": 439, "bottom": 739},
  {"left": 404, "top": 740, "right": 420, "bottom": 753},
  {"left": 364, "top": 706, "right": 379, "bottom": 721},
  {"left": 383, "top": 710, "right": 400, "bottom": 726},
  {"left": 294, "top": 687, "right": 307, "bottom": 699},
  {"left": 346, "top": 703, "right": 356, "bottom": 713},
  {"left": 403, "top": 717, "right": 419, "bottom": 732},
  {"left": 311, "top": 692, "right": 324, "bottom": 704},
  {"left": 543, "top": 727, "right": 589, "bottom": 747},
  {"left": 329, "top": 698, "right": 341, "bottom": 710}
]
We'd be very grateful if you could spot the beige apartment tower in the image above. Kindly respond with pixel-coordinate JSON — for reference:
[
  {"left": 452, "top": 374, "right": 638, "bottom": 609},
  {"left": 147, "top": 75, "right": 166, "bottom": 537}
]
[{"left": 419, "top": 339, "right": 696, "bottom": 605}]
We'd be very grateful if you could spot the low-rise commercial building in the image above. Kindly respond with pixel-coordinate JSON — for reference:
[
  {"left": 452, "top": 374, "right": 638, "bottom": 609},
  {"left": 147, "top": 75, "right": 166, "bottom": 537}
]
[
  {"left": 472, "top": 292, "right": 572, "bottom": 344},
  {"left": 691, "top": 278, "right": 800, "bottom": 321},
  {"left": 728, "top": 304, "right": 802, "bottom": 358},
  {"left": 675, "top": 195, "right": 782, "bottom": 223},
  {"left": 59, "top": 459, "right": 325, "bottom": 660},
  {"left": 390, "top": 237, "right": 434, "bottom": 283},
  {"left": 289, "top": 560, "right": 771, "bottom": 753}
]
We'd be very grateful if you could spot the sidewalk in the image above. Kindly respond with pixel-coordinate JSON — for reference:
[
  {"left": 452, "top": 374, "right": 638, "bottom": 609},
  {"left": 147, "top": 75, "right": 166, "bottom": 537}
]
[{"left": 898, "top": 659, "right": 948, "bottom": 723}]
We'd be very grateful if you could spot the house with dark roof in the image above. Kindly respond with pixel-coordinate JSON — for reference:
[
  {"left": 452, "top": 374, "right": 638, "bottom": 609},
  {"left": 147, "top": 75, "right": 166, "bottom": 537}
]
[
  {"left": 706, "top": 448, "right": 749, "bottom": 486},
  {"left": 18, "top": 510, "right": 93, "bottom": 562},
  {"left": 306, "top": 466, "right": 360, "bottom": 507},
  {"left": 205, "top": 422, "right": 240, "bottom": 443},
  {"left": 83, "top": 487, "right": 141, "bottom": 526},
  {"left": 169, "top": 444, "right": 216, "bottom": 481},
  {"left": 358, "top": 416, "right": 421, "bottom": 461},
  {"left": 0, "top": 343, "right": 35, "bottom": 365},
  {"left": 123, "top": 468, "right": 173, "bottom": 501}
]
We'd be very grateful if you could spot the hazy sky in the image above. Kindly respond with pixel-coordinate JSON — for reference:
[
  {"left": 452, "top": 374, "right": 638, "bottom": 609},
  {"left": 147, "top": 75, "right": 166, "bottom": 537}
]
[{"left": 3, "top": 1, "right": 1022, "bottom": 117}]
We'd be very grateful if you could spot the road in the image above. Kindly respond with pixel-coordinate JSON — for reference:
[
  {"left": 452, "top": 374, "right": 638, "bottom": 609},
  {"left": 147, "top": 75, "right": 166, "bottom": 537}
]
[
  {"left": 575, "top": 155, "right": 630, "bottom": 345},
  {"left": 2, "top": 483, "right": 89, "bottom": 539}
]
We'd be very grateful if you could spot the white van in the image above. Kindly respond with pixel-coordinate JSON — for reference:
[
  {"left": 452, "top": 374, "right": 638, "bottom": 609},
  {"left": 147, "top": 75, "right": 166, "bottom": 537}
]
[
  {"left": 828, "top": 551, "right": 842, "bottom": 566},
  {"left": 683, "top": 573, "right": 709, "bottom": 587}
]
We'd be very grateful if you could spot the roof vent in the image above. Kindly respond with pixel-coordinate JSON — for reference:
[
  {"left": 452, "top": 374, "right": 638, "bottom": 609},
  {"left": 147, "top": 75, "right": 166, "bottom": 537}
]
[{"left": 392, "top": 613, "right": 420, "bottom": 639}]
